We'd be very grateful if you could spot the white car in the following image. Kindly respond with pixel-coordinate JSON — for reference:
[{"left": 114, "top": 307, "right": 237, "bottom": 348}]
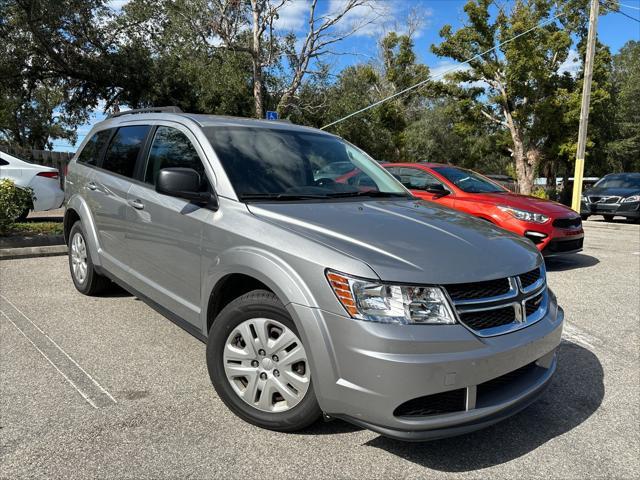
[{"left": 0, "top": 151, "right": 65, "bottom": 218}]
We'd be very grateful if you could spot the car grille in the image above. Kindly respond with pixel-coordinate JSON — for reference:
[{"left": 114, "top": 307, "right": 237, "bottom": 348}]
[
  {"left": 518, "top": 267, "right": 541, "bottom": 289},
  {"left": 589, "top": 196, "right": 620, "bottom": 204},
  {"left": 525, "top": 292, "right": 544, "bottom": 315},
  {"left": 447, "top": 267, "right": 547, "bottom": 336},
  {"left": 552, "top": 217, "right": 582, "bottom": 229},
  {"left": 393, "top": 388, "right": 466, "bottom": 417},
  {"left": 443, "top": 277, "right": 511, "bottom": 301},
  {"left": 544, "top": 237, "right": 584, "bottom": 254},
  {"left": 459, "top": 306, "right": 516, "bottom": 330}
]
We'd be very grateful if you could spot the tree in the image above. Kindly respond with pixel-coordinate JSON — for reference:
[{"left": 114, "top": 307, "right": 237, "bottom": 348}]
[
  {"left": 432, "top": 0, "right": 582, "bottom": 194},
  {"left": 199, "top": 0, "right": 381, "bottom": 118},
  {"left": 608, "top": 40, "right": 640, "bottom": 172}
]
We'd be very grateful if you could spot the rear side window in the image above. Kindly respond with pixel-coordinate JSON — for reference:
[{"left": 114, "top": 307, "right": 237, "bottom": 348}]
[
  {"left": 77, "top": 130, "right": 112, "bottom": 166},
  {"left": 0, "top": 158, "right": 8, "bottom": 166},
  {"left": 101, "top": 125, "right": 150, "bottom": 178},
  {"left": 144, "top": 126, "right": 206, "bottom": 188}
]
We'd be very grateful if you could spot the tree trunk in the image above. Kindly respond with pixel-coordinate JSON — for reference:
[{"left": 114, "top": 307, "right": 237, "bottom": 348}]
[
  {"left": 252, "top": 57, "right": 263, "bottom": 119},
  {"left": 502, "top": 104, "right": 537, "bottom": 195},
  {"left": 251, "top": 0, "right": 264, "bottom": 119}
]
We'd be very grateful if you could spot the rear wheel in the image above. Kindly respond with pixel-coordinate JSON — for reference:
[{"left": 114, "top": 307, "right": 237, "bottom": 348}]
[
  {"left": 207, "top": 290, "right": 321, "bottom": 432},
  {"left": 68, "top": 221, "right": 111, "bottom": 295},
  {"left": 603, "top": 215, "right": 614, "bottom": 222}
]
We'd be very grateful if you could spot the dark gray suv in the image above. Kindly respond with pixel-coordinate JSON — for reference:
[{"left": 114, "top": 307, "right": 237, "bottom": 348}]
[{"left": 64, "top": 107, "right": 563, "bottom": 441}]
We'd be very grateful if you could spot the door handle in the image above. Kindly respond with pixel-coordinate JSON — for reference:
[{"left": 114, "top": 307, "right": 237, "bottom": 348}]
[
  {"left": 128, "top": 199, "right": 144, "bottom": 210},
  {"left": 86, "top": 182, "right": 97, "bottom": 191}
]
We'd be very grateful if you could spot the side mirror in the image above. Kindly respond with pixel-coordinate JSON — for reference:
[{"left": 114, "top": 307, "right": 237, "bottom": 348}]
[
  {"left": 156, "top": 167, "right": 218, "bottom": 210},
  {"left": 424, "top": 184, "right": 450, "bottom": 196}
]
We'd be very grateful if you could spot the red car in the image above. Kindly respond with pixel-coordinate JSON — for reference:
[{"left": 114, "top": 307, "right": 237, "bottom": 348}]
[{"left": 337, "top": 162, "right": 584, "bottom": 255}]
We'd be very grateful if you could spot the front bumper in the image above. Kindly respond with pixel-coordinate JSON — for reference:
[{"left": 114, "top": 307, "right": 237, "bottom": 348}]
[
  {"left": 581, "top": 200, "right": 640, "bottom": 219},
  {"left": 288, "top": 297, "right": 563, "bottom": 441}
]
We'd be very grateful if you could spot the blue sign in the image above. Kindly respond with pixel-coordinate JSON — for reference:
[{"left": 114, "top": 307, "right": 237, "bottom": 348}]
[{"left": 266, "top": 111, "right": 279, "bottom": 120}]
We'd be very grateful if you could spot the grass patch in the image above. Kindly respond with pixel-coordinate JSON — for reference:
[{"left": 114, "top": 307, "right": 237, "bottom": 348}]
[{"left": 1, "top": 221, "right": 64, "bottom": 236}]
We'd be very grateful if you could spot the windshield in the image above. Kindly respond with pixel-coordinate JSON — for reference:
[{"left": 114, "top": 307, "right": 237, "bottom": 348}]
[
  {"left": 593, "top": 174, "right": 640, "bottom": 189},
  {"left": 432, "top": 166, "right": 507, "bottom": 193},
  {"left": 204, "top": 127, "right": 409, "bottom": 201}
]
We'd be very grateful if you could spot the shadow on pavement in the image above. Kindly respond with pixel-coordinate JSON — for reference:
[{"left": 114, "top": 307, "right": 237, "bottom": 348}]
[
  {"left": 364, "top": 341, "right": 603, "bottom": 472},
  {"left": 545, "top": 254, "right": 599, "bottom": 271}
]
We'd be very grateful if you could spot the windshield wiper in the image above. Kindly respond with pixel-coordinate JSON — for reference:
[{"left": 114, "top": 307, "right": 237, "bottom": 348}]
[
  {"left": 240, "top": 193, "right": 330, "bottom": 201},
  {"left": 326, "top": 191, "right": 410, "bottom": 198}
]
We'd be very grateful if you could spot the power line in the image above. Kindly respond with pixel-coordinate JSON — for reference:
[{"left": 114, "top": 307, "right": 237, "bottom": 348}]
[
  {"left": 601, "top": 0, "right": 640, "bottom": 21},
  {"left": 617, "top": 1, "right": 640, "bottom": 11},
  {"left": 321, "top": 11, "right": 567, "bottom": 130}
]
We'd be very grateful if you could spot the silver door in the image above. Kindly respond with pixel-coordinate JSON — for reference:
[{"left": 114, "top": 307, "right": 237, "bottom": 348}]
[
  {"left": 92, "top": 125, "right": 151, "bottom": 274},
  {"left": 126, "top": 125, "right": 211, "bottom": 326}
]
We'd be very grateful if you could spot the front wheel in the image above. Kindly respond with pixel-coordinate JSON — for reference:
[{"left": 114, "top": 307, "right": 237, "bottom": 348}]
[
  {"left": 603, "top": 215, "right": 614, "bottom": 222},
  {"left": 207, "top": 290, "right": 321, "bottom": 432},
  {"left": 580, "top": 214, "right": 589, "bottom": 221}
]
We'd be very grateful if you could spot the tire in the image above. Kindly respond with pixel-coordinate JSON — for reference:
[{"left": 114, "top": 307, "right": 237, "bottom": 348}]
[
  {"left": 68, "top": 221, "right": 111, "bottom": 295},
  {"left": 580, "top": 214, "right": 589, "bottom": 221},
  {"left": 603, "top": 215, "right": 614, "bottom": 222},
  {"left": 207, "top": 289, "right": 321, "bottom": 432}
]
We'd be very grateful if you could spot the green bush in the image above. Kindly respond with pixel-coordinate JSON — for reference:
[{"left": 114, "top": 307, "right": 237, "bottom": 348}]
[
  {"left": 0, "top": 179, "right": 33, "bottom": 232},
  {"left": 531, "top": 187, "right": 549, "bottom": 199}
]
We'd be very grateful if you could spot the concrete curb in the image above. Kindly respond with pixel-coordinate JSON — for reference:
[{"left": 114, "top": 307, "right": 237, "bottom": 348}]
[{"left": 0, "top": 244, "right": 68, "bottom": 260}]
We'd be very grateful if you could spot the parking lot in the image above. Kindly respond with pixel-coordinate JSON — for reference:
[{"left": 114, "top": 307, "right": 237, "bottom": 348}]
[{"left": 0, "top": 220, "right": 638, "bottom": 479}]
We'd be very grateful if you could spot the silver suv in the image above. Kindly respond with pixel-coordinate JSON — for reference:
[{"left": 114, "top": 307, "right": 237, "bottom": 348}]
[{"left": 64, "top": 107, "right": 563, "bottom": 441}]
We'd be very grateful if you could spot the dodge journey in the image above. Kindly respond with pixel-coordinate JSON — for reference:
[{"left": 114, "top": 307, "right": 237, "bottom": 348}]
[{"left": 64, "top": 107, "right": 563, "bottom": 441}]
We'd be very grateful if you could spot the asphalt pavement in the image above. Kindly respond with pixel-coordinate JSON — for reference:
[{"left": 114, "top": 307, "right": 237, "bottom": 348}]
[{"left": 1, "top": 220, "right": 638, "bottom": 479}]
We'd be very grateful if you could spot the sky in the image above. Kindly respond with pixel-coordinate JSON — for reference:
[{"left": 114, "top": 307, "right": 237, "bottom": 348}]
[{"left": 51, "top": 0, "right": 640, "bottom": 152}]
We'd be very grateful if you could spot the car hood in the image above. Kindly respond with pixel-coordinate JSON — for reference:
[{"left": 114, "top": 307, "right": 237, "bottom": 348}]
[
  {"left": 474, "top": 192, "right": 577, "bottom": 216},
  {"left": 247, "top": 199, "right": 541, "bottom": 284},
  {"left": 583, "top": 187, "right": 639, "bottom": 198}
]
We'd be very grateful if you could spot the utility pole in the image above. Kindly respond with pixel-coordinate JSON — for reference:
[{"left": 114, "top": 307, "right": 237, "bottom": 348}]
[{"left": 571, "top": 0, "right": 599, "bottom": 212}]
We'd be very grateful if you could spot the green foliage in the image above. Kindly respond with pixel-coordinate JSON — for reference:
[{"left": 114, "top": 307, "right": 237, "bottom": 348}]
[
  {"left": 430, "top": 0, "right": 593, "bottom": 193},
  {"left": 5, "top": 221, "right": 64, "bottom": 236},
  {"left": 0, "top": 179, "right": 33, "bottom": 232},
  {"left": 608, "top": 40, "right": 640, "bottom": 172},
  {"left": 0, "top": 0, "right": 633, "bottom": 188},
  {"left": 531, "top": 187, "right": 548, "bottom": 199}
]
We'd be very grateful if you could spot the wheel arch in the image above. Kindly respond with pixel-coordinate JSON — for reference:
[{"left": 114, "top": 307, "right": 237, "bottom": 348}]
[
  {"left": 64, "top": 195, "right": 102, "bottom": 267},
  {"left": 202, "top": 248, "right": 318, "bottom": 336}
]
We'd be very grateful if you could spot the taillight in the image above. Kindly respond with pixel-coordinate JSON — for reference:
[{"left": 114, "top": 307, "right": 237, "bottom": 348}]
[{"left": 37, "top": 171, "right": 59, "bottom": 180}]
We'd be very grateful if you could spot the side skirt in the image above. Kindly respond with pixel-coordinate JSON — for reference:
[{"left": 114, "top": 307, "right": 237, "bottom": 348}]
[{"left": 97, "top": 266, "right": 208, "bottom": 344}]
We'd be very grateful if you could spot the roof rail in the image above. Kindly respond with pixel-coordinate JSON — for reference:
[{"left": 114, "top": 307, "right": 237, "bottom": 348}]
[{"left": 107, "top": 106, "right": 183, "bottom": 119}]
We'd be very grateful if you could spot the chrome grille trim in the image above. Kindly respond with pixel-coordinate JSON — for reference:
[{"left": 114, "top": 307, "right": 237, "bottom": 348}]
[
  {"left": 588, "top": 195, "right": 620, "bottom": 204},
  {"left": 450, "top": 266, "right": 548, "bottom": 337}
]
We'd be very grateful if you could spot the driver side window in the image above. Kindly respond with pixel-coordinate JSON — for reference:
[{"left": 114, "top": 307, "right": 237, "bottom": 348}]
[
  {"left": 144, "top": 126, "right": 208, "bottom": 192},
  {"left": 397, "top": 168, "right": 445, "bottom": 190}
]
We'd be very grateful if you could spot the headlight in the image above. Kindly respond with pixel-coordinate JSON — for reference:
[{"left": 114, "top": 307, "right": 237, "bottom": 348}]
[
  {"left": 581, "top": 195, "right": 588, "bottom": 202},
  {"left": 326, "top": 271, "right": 457, "bottom": 325},
  {"left": 498, "top": 205, "right": 549, "bottom": 223},
  {"left": 622, "top": 195, "right": 640, "bottom": 203}
]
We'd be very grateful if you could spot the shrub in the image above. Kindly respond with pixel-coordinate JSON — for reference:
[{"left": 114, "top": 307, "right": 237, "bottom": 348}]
[
  {"left": 0, "top": 179, "right": 34, "bottom": 232},
  {"left": 531, "top": 187, "right": 549, "bottom": 199}
]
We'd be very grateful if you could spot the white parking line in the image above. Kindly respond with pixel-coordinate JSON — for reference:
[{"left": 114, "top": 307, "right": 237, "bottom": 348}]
[
  {"left": 1, "top": 311, "right": 99, "bottom": 409},
  {"left": 0, "top": 294, "right": 117, "bottom": 408},
  {"left": 562, "top": 322, "right": 598, "bottom": 350}
]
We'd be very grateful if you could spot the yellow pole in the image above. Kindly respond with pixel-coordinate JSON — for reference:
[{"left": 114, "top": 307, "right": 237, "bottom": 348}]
[{"left": 571, "top": 0, "right": 599, "bottom": 212}]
